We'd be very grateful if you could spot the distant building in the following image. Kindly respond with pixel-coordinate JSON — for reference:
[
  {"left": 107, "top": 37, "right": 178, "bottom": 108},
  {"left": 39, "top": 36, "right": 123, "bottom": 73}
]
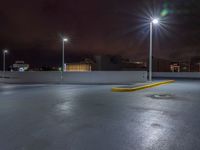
[
  {"left": 170, "top": 62, "right": 191, "bottom": 72},
  {"left": 94, "top": 55, "right": 121, "bottom": 71},
  {"left": 191, "top": 56, "right": 200, "bottom": 72},
  {"left": 196, "top": 63, "right": 200, "bottom": 72},
  {"left": 152, "top": 58, "right": 171, "bottom": 72},
  {"left": 121, "top": 60, "right": 146, "bottom": 71},
  {"left": 94, "top": 55, "right": 147, "bottom": 71},
  {"left": 170, "top": 63, "right": 181, "bottom": 72},
  {"left": 152, "top": 58, "right": 194, "bottom": 72},
  {"left": 12, "top": 61, "right": 29, "bottom": 72},
  {"left": 65, "top": 63, "right": 91, "bottom": 72}
]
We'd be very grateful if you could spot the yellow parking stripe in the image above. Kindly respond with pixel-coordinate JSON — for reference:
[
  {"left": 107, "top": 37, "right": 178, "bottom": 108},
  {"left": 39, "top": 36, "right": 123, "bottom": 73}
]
[{"left": 112, "top": 80, "right": 175, "bottom": 92}]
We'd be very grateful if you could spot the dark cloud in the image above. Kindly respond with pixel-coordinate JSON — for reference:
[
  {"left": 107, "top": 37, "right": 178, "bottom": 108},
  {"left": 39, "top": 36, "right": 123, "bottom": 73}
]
[{"left": 0, "top": 0, "right": 200, "bottom": 66}]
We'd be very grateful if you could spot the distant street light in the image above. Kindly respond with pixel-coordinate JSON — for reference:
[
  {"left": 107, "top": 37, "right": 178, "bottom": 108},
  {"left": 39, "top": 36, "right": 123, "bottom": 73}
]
[
  {"left": 149, "top": 18, "right": 159, "bottom": 81},
  {"left": 62, "top": 38, "right": 68, "bottom": 72},
  {"left": 2, "top": 49, "right": 8, "bottom": 72},
  {"left": 61, "top": 38, "right": 68, "bottom": 80}
]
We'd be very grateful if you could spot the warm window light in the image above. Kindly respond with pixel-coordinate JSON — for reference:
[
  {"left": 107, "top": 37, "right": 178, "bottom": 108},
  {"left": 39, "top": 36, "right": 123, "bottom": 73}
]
[{"left": 66, "top": 64, "right": 91, "bottom": 72}]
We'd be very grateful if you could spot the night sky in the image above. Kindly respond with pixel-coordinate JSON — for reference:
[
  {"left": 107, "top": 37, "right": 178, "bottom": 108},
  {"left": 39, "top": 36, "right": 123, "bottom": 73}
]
[{"left": 1, "top": 0, "right": 200, "bottom": 67}]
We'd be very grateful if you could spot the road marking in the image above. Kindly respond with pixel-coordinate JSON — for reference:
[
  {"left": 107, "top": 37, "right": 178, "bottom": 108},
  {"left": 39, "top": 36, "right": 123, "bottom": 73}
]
[{"left": 112, "top": 80, "right": 175, "bottom": 92}]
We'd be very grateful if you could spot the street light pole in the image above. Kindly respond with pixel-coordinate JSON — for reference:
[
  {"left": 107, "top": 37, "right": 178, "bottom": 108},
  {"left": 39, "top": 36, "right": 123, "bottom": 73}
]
[
  {"left": 149, "top": 22, "right": 153, "bottom": 81},
  {"left": 2, "top": 49, "right": 8, "bottom": 78},
  {"left": 149, "top": 18, "right": 159, "bottom": 81},
  {"left": 61, "top": 38, "right": 68, "bottom": 80},
  {"left": 3, "top": 51, "right": 5, "bottom": 72},
  {"left": 3, "top": 49, "right": 8, "bottom": 72},
  {"left": 62, "top": 40, "right": 65, "bottom": 73}
]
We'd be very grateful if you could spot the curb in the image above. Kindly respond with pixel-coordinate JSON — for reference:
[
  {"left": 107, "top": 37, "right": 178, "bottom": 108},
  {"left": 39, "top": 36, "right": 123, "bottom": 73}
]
[{"left": 112, "top": 80, "right": 175, "bottom": 92}]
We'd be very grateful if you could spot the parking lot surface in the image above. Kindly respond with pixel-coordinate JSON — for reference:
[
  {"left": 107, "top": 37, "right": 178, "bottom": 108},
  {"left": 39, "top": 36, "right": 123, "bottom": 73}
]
[{"left": 0, "top": 80, "right": 200, "bottom": 150}]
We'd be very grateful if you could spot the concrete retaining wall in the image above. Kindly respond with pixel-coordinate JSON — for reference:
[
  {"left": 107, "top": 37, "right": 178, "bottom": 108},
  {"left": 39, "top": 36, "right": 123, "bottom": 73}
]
[
  {"left": 0, "top": 71, "right": 147, "bottom": 84},
  {"left": 153, "top": 72, "right": 200, "bottom": 79}
]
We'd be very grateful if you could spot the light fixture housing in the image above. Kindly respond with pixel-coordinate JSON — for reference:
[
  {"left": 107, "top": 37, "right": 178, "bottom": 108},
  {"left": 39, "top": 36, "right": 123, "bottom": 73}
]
[
  {"left": 63, "top": 38, "right": 68, "bottom": 42},
  {"left": 152, "top": 18, "right": 159, "bottom": 24},
  {"left": 3, "top": 49, "right": 8, "bottom": 53}
]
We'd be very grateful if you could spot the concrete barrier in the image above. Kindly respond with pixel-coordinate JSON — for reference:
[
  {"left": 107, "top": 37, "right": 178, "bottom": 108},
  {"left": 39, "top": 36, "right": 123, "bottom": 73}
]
[
  {"left": 0, "top": 71, "right": 147, "bottom": 84},
  {"left": 153, "top": 72, "right": 200, "bottom": 79}
]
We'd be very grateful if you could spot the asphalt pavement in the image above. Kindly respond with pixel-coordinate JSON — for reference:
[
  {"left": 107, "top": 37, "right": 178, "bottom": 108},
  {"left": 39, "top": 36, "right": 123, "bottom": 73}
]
[{"left": 0, "top": 80, "right": 200, "bottom": 150}]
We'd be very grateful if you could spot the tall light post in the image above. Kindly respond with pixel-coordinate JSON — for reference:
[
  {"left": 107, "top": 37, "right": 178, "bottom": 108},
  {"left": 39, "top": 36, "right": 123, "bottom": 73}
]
[
  {"left": 2, "top": 49, "right": 8, "bottom": 72},
  {"left": 61, "top": 38, "right": 68, "bottom": 80},
  {"left": 149, "top": 18, "right": 159, "bottom": 81}
]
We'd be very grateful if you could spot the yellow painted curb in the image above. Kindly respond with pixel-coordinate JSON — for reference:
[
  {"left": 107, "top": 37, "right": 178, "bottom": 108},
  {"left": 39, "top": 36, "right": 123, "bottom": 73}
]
[{"left": 112, "top": 80, "right": 175, "bottom": 92}]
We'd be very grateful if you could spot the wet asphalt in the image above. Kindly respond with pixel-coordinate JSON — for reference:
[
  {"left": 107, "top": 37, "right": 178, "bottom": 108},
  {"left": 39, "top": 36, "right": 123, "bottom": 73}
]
[{"left": 0, "top": 80, "right": 200, "bottom": 150}]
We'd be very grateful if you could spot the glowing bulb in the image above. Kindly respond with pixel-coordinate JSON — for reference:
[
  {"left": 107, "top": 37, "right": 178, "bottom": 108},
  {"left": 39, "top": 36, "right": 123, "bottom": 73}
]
[
  {"left": 3, "top": 49, "right": 8, "bottom": 53},
  {"left": 63, "top": 38, "right": 68, "bottom": 42},
  {"left": 152, "top": 18, "right": 159, "bottom": 24}
]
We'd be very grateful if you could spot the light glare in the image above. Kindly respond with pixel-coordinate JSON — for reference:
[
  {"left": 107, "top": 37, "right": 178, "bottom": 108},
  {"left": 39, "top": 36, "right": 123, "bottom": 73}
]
[
  {"left": 63, "top": 38, "right": 68, "bottom": 42},
  {"left": 3, "top": 49, "right": 8, "bottom": 53},
  {"left": 152, "top": 18, "right": 159, "bottom": 24}
]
